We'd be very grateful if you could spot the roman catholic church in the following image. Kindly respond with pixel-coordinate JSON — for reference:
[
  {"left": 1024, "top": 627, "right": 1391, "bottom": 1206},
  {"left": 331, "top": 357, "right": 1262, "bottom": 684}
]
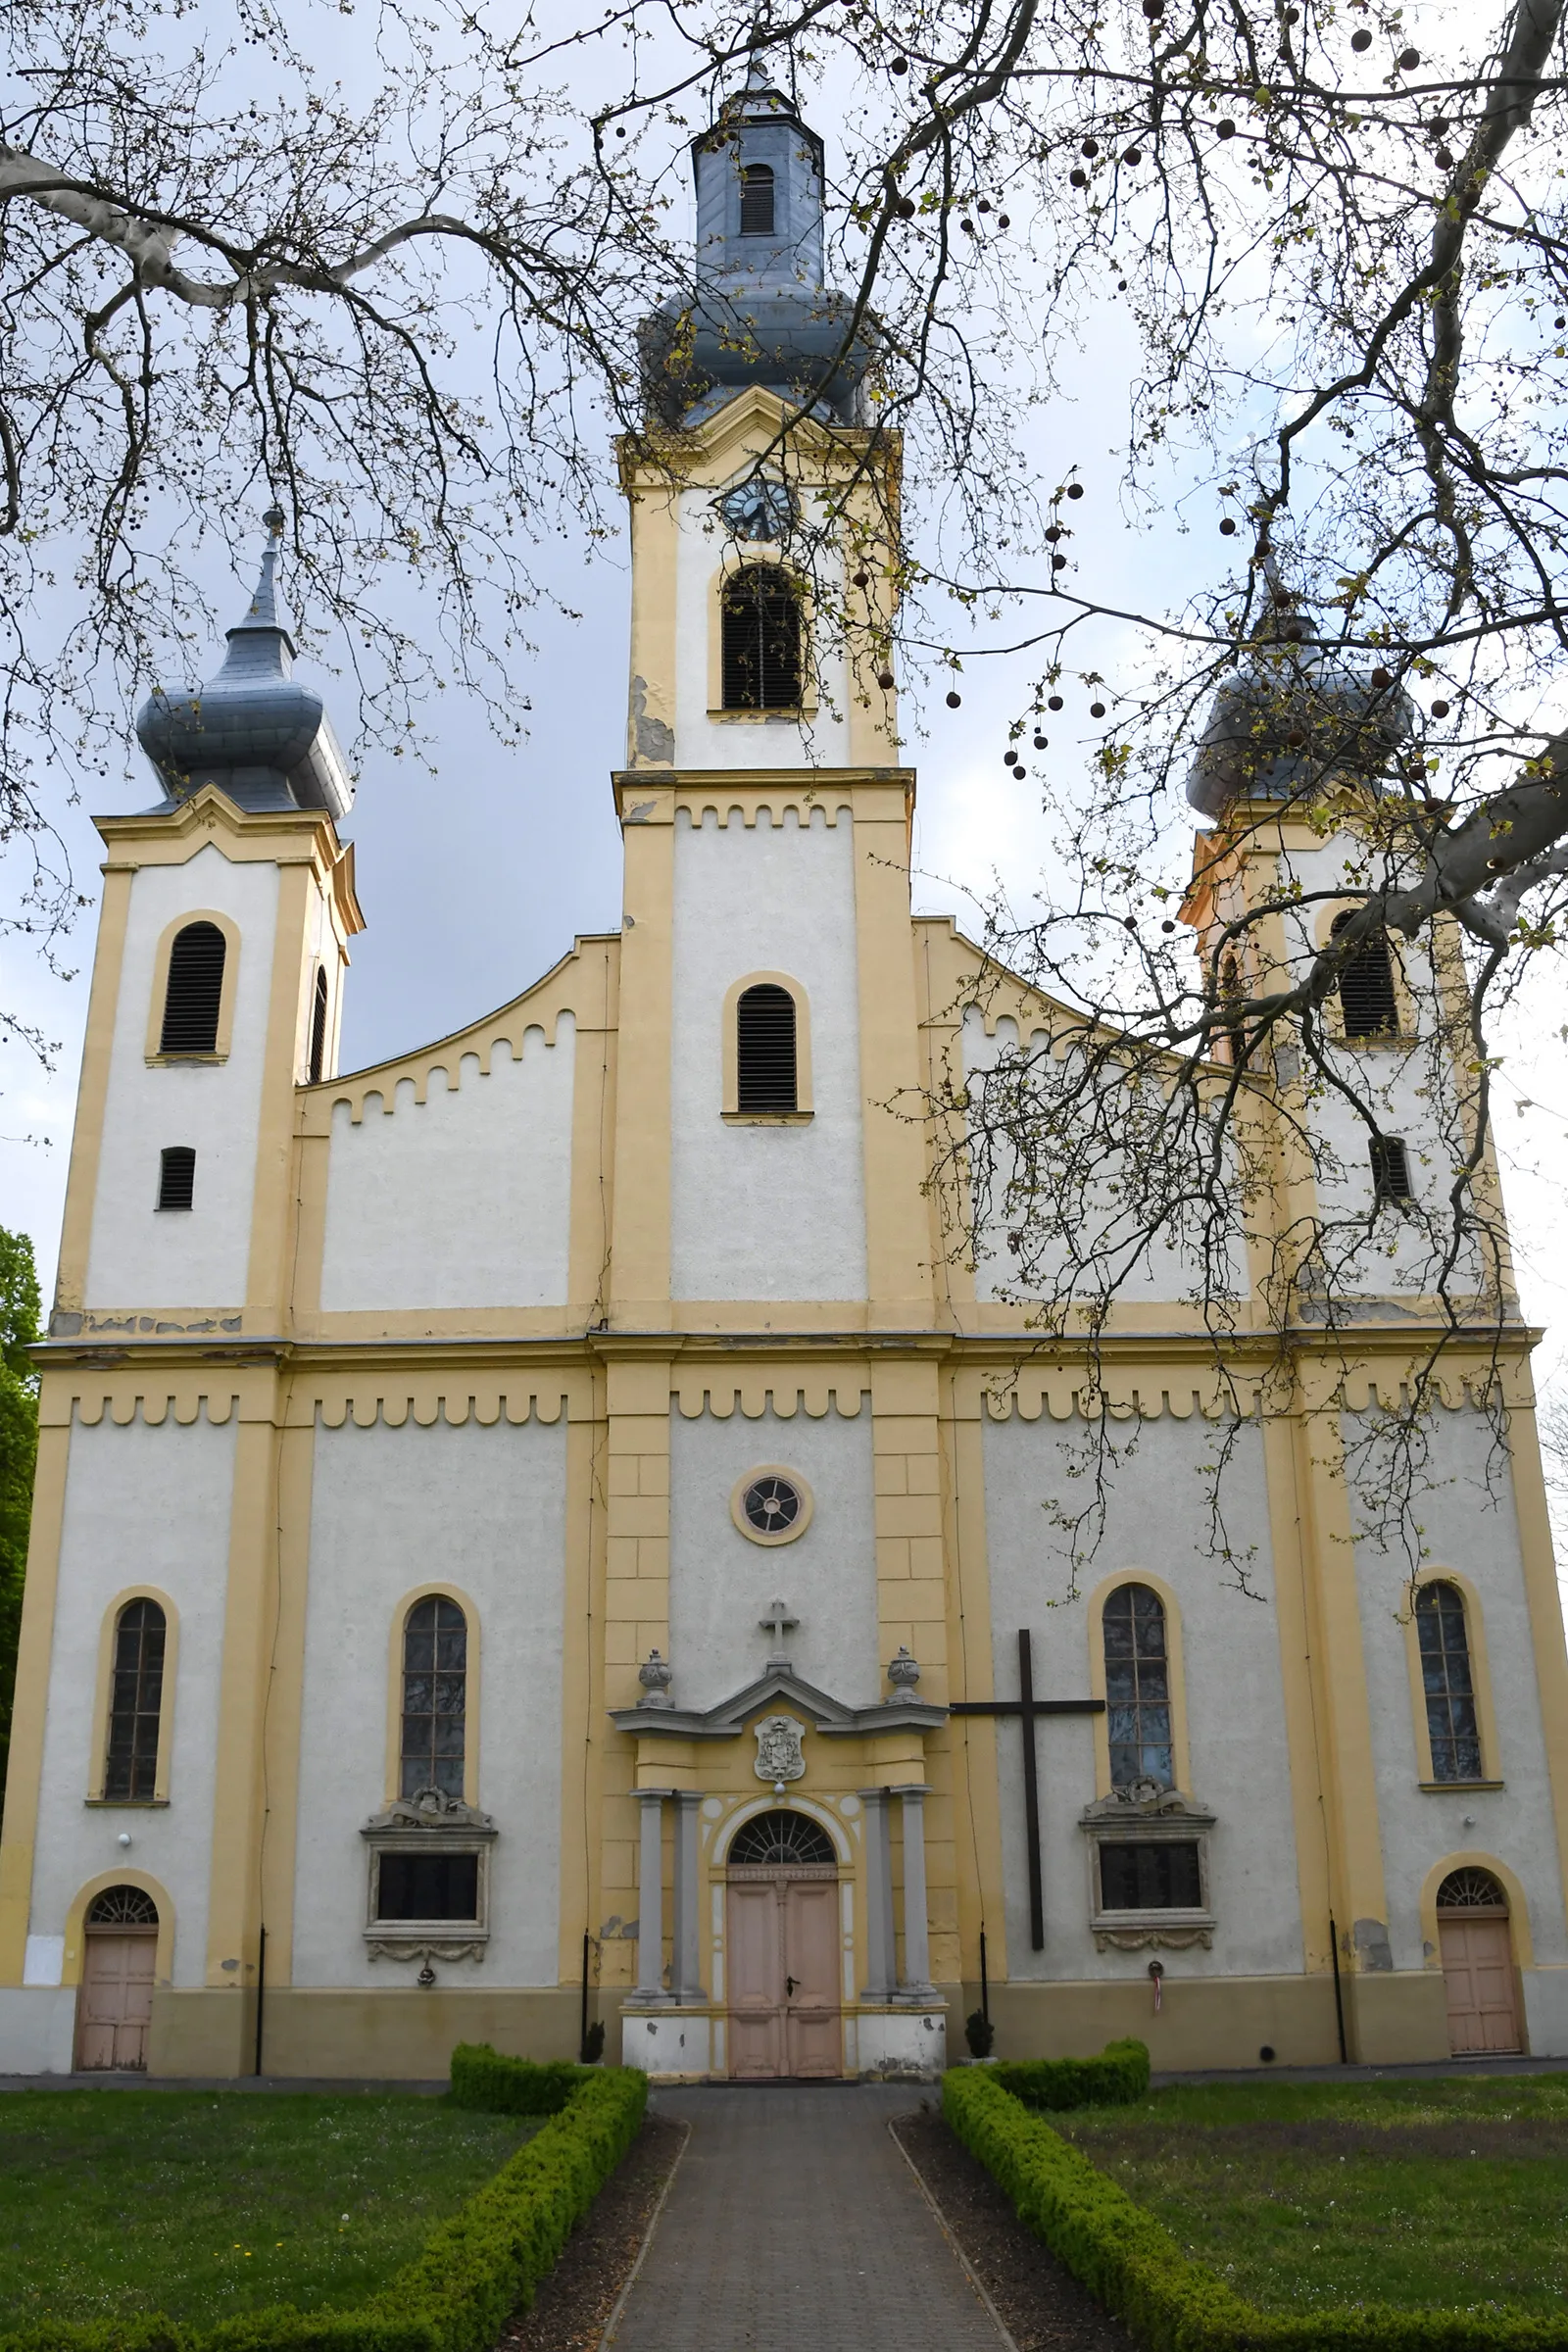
[{"left": 2, "top": 67, "right": 1567, "bottom": 2085}]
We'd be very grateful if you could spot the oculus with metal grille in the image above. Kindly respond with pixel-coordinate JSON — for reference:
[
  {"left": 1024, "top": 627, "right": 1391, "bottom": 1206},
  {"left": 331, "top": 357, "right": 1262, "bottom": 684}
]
[
  {"left": 731, "top": 1466, "right": 812, "bottom": 1545},
  {"left": 159, "top": 920, "right": 226, "bottom": 1054},
  {"left": 728, "top": 1808, "right": 835, "bottom": 1866},
  {"left": 720, "top": 564, "right": 803, "bottom": 710},
  {"left": 735, "top": 983, "right": 797, "bottom": 1112}
]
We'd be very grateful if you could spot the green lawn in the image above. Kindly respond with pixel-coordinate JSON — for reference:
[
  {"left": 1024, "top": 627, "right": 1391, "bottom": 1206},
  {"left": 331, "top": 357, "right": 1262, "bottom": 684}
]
[
  {"left": 1055, "top": 2073, "right": 1568, "bottom": 2315},
  {"left": 0, "top": 2090, "right": 537, "bottom": 2327}
]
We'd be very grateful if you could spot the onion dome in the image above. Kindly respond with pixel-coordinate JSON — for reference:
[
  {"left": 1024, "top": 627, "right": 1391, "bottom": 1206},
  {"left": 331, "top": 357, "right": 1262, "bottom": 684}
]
[
  {"left": 135, "top": 511, "right": 353, "bottom": 821},
  {"left": 1186, "top": 590, "right": 1416, "bottom": 819},
  {"left": 640, "top": 59, "right": 876, "bottom": 426}
]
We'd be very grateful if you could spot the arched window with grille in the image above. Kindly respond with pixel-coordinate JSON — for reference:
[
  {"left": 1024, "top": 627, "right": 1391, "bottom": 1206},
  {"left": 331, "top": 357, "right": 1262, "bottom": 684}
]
[
  {"left": 400, "top": 1596, "right": 467, "bottom": 1799},
  {"left": 720, "top": 564, "right": 803, "bottom": 710},
  {"left": 1103, "top": 1583, "right": 1174, "bottom": 1789},
  {"left": 1417, "top": 1582, "right": 1483, "bottom": 1782},
  {"left": 308, "top": 966, "right": 329, "bottom": 1084},
  {"left": 739, "top": 163, "right": 775, "bottom": 236},
  {"left": 735, "top": 984, "right": 798, "bottom": 1113},
  {"left": 1331, "top": 909, "right": 1399, "bottom": 1040},
  {"left": 159, "top": 921, "right": 227, "bottom": 1054},
  {"left": 104, "top": 1600, "right": 167, "bottom": 1801}
]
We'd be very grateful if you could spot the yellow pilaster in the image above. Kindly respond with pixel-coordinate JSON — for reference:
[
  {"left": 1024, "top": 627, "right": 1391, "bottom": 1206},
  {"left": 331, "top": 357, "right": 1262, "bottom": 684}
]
[
  {"left": 852, "top": 782, "right": 933, "bottom": 1328},
  {"left": 608, "top": 801, "right": 674, "bottom": 1330},
  {"left": 53, "top": 867, "right": 132, "bottom": 1318},
  {"left": 0, "top": 1408, "right": 72, "bottom": 1982}
]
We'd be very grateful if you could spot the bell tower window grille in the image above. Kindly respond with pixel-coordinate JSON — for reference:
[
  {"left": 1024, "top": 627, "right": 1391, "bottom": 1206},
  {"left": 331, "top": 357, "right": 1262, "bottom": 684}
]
[
  {"left": 157, "top": 1147, "right": 196, "bottom": 1211},
  {"left": 308, "top": 966, "right": 329, "bottom": 1084},
  {"left": 1331, "top": 909, "right": 1399, "bottom": 1039},
  {"left": 104, "top": 1599, "right": 167, "bottom": 1801},
  {"left": 1370, "top": 1134, "right": 1413, "bottom": 1205},
  {"left": 739, "top": 164, "right": 775, "bottom": 236},
  {"left": 159, "top": 921, "right": 226, "bottom": 1054},
  {"left": 721, "top": 564, "right": 803, "bottom": 710},
  {"left": 400, "top": 1596, "right": 467, "bottom": 1800},
  {"left": 735, "top": 984, "right": 798, "bottom": 1113}
]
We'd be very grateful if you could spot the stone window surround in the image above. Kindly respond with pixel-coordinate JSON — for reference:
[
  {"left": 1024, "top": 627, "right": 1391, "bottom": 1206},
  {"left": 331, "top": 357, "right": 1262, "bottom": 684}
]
[{"left": 1080, "top": 1786, "right": 1217, "bottom": 1953}]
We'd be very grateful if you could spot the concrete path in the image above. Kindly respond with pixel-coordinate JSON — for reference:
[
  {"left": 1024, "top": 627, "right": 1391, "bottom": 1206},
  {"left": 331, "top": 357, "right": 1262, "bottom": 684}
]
[{"left": 606, "top": 2084, "right": 1006, "bottom": 2352}]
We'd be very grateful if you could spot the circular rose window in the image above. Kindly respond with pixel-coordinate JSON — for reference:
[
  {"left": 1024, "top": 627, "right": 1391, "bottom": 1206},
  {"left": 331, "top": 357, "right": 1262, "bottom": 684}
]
[{"left": 730, "top": 1465, "right": 813, "bottom": 1546}]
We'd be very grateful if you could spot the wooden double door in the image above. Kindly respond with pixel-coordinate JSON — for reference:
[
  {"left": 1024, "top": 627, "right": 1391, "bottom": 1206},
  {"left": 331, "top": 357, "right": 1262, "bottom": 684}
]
[
  {"left": 726, "top": 1867, "right": 842, "bottom": 2078},
  {"left": 75, "top": 1930, "right": 156, "bottom": 2071},
  {"left": 1440, "top": 1912, "right": 1521, "bottom": 2054}
]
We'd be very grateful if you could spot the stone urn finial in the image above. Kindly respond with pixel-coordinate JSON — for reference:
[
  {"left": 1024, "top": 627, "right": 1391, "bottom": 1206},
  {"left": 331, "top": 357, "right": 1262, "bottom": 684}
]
[
  {"left": 887, "top": 1644, "right": 920, "bottom": 1696},
  {"left": 638, "top": 1648, "right": 674, "bottom": 1708}
]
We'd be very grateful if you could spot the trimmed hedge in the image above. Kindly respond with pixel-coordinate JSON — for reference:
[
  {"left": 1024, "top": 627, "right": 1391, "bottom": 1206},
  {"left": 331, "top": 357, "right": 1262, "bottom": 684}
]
[
  {"left": 0, "top": 2063, "right": 648, "bottom": 2352},
  {"left": 992, "top": 2036, "right": 1150, "bottom": 2111},
  {"left": 943, "top": 2065, "right": 1568, "bottom": 2351},
  {"left": 447, "top": 2044, "right": 587, "bottom": 2116}
]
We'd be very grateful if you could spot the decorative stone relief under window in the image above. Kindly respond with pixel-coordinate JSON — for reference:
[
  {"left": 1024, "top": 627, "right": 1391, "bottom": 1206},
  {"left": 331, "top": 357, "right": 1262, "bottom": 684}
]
[{"left": 1080, "top": 1784, "right": 1216, "bottom": 1951}]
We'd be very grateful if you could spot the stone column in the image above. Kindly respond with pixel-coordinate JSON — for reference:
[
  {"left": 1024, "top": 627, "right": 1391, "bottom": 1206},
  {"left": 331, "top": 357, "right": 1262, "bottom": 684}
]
[
  {"left": 634, "top": 1790, "right": 671, "bottom": 2001},
  {"left": 894, "top": 1785, "right": 936, "bottom": 1999},
  {"left": 858, "top": 1788, "right": 897, "bottom": 2001},
  {"left": 671, "top": 1792, "right": 705, "bottom": 2000}
]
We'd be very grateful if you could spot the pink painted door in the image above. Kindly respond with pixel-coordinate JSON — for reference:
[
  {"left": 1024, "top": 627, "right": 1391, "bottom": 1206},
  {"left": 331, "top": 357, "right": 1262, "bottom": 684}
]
[
  {"left": 726, "top": 1882, "right": 783, "bottom": 2078},
  {"left": 1440, "top": 1917, "right": 1520, "bottom": 2054},
  {"left": 783, "top": 1880, "right": 841, "bottom": 2079},
  {"left": 76, "top": 1932, "right": 156, "bottom": 2071}
]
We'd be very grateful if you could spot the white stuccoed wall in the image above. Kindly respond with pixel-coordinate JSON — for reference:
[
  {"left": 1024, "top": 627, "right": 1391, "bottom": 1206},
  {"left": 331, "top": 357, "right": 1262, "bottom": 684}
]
[
  {"left": 670, "top": 810, "right": 867, "bottom": 1303},
  {"left": 292, "top": 1416, "right": 567, "bottom": 1987},
  {"left": 671, "top": 489, "right": 851, "bottom": 769},
  {"left": 27, "top": 1413, "right": 233, "bottom": 2001},
  {"left": 1346, "top": 1405, "right": 1568, "bottom": 2034},
  {"left": 982, "top": 1410, "right": 1301, "bottom": 1984},
  {"left": 86, "top": 847, "right": 278, "bottom": 1308},
  {"left": 318, "top": 1019, "right": 575, "bottom": 1313},
  {"left": 668, "top": 1401, "right": 878, "bottom": 1712}
]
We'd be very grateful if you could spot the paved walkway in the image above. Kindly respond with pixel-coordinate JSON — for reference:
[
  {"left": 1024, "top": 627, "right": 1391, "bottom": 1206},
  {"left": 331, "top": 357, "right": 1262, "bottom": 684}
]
[{"left": 606, "top": 2084, "right": 1005, "bottom": 2352}]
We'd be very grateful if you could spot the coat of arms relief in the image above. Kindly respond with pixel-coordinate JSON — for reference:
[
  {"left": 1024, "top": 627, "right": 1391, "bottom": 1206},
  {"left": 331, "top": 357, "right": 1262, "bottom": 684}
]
[{"left": 754, "top": 1715, "right": 806, "bottom": 1783}]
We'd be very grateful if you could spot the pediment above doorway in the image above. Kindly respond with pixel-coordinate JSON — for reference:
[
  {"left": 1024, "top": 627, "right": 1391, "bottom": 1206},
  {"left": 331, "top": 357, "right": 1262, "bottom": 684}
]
[{"left": 608, "top": 1662, "right": 946, "bottom": 1741}]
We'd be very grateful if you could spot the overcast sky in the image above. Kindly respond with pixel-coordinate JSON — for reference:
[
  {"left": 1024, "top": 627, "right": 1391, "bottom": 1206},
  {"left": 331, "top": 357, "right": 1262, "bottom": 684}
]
[{"left": 4, "top": 45, "right": 1567, "bottom": 1473}]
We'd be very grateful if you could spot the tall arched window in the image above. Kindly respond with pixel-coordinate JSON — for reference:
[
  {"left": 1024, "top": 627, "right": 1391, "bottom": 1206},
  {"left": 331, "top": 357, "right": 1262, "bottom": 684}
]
[
  {"left": 400, "top": 1596, "right": 467, "bottom": 1799},
  {"left": 1417, "top": 1582, "right": 1483, "bottom": 1781},
  {"left": 721, "top": 564, "right": 803, "bottom": 710},
  {"left": 1331, "top": 909, "right": 1398, "bottom": 1039},
  {"left": 736, "top": 983, "right": 798, "bottom": 1113},
  {"left": 308, "top": 966, "right": 329, "bottom": 1084},
  {"left": 1103, "top": 1583, "right": 1174, "bottom": 1789},
  {"left": 159, "top": 921, "right": 227, "bottom": 1054},
  {"left": 739, "top": 163, "right": 775, "bottom": 236},
  {"left": 104, "top": 1600, "right": 167, "bottom": 1800}
]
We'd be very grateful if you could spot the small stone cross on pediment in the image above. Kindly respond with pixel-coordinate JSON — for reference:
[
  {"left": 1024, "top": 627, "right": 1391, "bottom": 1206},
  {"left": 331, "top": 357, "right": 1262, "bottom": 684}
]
[{"left": 760, "top": 1598, "right": 799, "bottom": 1669}]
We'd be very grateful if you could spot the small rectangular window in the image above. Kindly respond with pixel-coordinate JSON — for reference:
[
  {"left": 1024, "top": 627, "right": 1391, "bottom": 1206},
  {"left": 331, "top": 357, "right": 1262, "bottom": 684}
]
[
  {"left": 1099, "top": 1840, "right": 1202, "bottom": 1911},
  {"left": 374, "top": 1851, "right": 479, "bottom": 1922},
  {"left": 1370, "top": 1135, "right": 1412, "bottom": 1205},
  {"left": 157, "top": 1147, "right": 196, "bottom": 1211}
]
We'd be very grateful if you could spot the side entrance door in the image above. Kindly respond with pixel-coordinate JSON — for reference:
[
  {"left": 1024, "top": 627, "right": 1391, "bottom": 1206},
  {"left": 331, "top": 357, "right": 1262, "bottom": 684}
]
[
  {"left": 76, "top": 1930, "right": 156, "bottom": 2071},
  {"left": 726, "top": 1867, "right": 841, "bottom": 2078},
  {"left": 1440, "top": 1915, "right": 1521, "bottom": 2053}
]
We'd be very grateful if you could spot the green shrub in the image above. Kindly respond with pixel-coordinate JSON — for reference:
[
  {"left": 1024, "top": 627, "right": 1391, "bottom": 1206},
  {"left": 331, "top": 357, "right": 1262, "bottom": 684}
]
[
  {"left": 446, "top": 2043, "right": 586, "bottom": 2116},
  {"left": 992, "top": 2035, "right": 1149, "bottom": 2110},
  {"left": 0, "top": 2067, "right": 647, "bottom": 2352},
  {"left": 943, "top": 2066, "right": 1568, "bottom": 2351}
]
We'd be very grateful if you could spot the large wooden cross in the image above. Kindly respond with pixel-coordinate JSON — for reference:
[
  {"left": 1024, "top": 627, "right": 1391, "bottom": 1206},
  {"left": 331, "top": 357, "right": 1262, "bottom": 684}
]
[{"left": 951, "top": 1629, "right": 1105, "bottom": 1951}]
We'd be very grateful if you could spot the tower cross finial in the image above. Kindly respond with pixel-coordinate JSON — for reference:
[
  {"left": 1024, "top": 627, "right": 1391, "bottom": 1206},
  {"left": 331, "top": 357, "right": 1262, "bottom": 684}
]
[{"left": 759, "top": 1597, "right": 798, "bottom": 1665}]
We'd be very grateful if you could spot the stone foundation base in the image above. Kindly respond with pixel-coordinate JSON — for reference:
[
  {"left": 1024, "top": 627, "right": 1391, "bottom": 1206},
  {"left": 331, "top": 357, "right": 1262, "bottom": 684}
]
[{"left": 619, "top": 1999, "right": 949, "bottom": 2081}]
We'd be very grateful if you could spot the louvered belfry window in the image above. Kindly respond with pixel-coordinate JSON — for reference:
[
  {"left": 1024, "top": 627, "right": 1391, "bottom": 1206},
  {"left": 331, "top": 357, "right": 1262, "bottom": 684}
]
[
  {"left": 1331, "top": 909, "right": 1399, "bottom": 1039},
  {"left": 1370, "top": 1134, "right": 1413, "bottom": 1205},
  {"left": 736, "top": 984, "right": 798, "bottom": 1113},
  {"left": 739, "top": 163, "right": 775, "bottom": 236},
  {"left": 159, "top": 921, "right": 226, "bottom": 1054},
  {"left": 721, "top": 564, "right": 803, "bottom": 710},
  {"left": 158, "top": 1147, "right": 196, "bottom": 1211},
  {"left": 308, "top": 966, "right": 329, "bottom": 1084},
  {"left": 401, "top": 1596, "right": 467, "bottom": 1799},
  {"left": 104, "top": 1599, "right": 167, "bottom": 1801}
]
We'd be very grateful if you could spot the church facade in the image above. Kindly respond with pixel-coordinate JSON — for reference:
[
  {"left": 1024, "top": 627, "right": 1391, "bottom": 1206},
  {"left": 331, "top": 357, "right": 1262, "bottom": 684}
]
[{"left": 2, "top": 76, "right": 1567, "bottom": 2083}]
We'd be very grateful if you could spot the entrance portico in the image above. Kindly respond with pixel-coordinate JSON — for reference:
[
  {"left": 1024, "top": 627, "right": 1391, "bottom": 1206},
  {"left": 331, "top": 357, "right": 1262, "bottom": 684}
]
[{"left": 612, "top": 1659, "right": 948, "bottom": 2080}]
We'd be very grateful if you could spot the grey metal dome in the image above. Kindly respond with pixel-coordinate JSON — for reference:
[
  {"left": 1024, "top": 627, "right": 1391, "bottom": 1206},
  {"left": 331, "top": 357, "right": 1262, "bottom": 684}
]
[
  {"left": 1186, "top": 611, "right": 1416, "bottom": 819},
  {"left": 136, "top": 515, "right": 353, "bottom": 821},
  {"left": 640, "top": 62, "right": 876, "bottom": 426}
]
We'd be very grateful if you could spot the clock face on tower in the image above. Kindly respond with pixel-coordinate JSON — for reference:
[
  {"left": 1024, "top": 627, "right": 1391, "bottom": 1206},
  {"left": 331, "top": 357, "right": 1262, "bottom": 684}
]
[{"left": 717, "top": 478, "right": 796, "bottom": 542}]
